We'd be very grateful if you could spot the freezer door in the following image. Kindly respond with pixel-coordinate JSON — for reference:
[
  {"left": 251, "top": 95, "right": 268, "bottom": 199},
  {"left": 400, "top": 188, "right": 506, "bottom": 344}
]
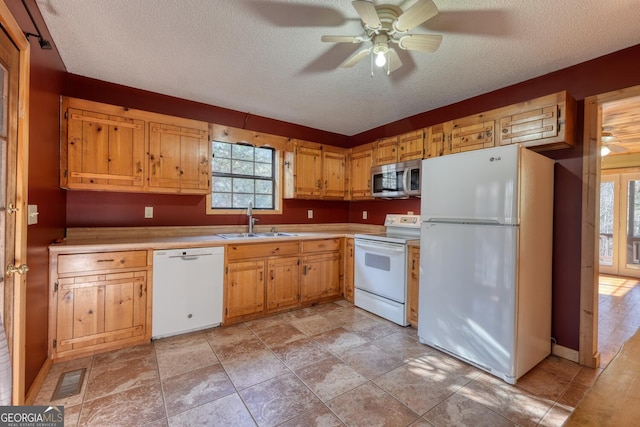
[
  {"left": 421, "top": 145, "right": 520, "bottom": 225},
  {"left": 418, "top": 222, "right": 518, "bottom": 382}
]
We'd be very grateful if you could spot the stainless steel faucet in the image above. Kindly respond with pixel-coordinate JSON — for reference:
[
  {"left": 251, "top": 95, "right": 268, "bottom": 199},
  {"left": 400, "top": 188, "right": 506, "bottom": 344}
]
[{"left": 247, "top": 201, "right": 258, "bottom": 233}]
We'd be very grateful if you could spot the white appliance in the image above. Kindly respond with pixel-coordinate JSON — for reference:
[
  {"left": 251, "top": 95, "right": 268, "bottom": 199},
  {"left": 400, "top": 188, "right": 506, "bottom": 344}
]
[
  {"left": 371, "top": 159, "right": 421, "bottom": 198},
  {"left": 152, "top": 247, "right": 224, "bottom": 339},
  {"left": 354, "top": 214, "right": 421, "bottom": 326},
  {"left": 418, "top": 144, "right": 554, "bottom": 384}
]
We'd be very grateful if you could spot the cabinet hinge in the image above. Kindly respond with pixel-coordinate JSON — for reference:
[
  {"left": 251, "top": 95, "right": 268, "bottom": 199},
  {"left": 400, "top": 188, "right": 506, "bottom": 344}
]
[
  {"left": 54, "top": 282, "right": 58, "bottom": 292},
  {"left": 64, "top": 111, "right": 68, "bottom": 120},
  {"left": 64, "top": 169, "right": 68, "bottom": 178},
  {"left": 225, "top": 266, "right": 228, "bottom": 274},
  {"left": 52, "top": 339, "right": 57, "bottom": 349},
  {"left": 297, "top": 259, "right": 300, "bottom": 265}
]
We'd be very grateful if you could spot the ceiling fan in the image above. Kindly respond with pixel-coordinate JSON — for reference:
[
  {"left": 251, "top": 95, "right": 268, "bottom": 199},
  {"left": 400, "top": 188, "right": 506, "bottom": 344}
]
[
  {"left": 601, "top": 131, "right": 628, "bottom": 156},
  {"left": 321, "top": 0, "right": 442, "bottom": 75}
]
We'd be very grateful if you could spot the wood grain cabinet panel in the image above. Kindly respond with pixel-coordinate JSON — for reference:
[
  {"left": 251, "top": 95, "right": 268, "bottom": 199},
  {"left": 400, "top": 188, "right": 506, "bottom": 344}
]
[
  {"left": 62, "top": 107, "right": 146, "bottom": 191},
  {"left": 375, "top": 137, "right": 398, "bottom": 165},
  {"left": 266, "top": 257, "right": 300, "bottom": 312},
  {"left": 50, "top": 250, "right": 150, "bottom": 360},
  {"left": 225, "top": 260, "right": 265, "bottom": 320},
  {"left": 348, "top": 143, "right": 374, "bottom": 200},
  {"left": 407, "top": 246, "right": 420, "bottom": 327},
  {"left": 398, "top": 130, "right": 425, "bottom": 161}
]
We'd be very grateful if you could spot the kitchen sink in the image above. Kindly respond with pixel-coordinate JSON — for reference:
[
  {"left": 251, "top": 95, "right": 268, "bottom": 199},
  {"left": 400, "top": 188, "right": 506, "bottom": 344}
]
[{"left": 216, "top": 232, "right": 297, "bottom": 239}]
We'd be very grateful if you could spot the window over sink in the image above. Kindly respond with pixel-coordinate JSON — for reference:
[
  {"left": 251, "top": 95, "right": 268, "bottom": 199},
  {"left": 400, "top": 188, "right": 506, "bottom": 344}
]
[{"left": 207, "top": 141, "right": 281, "bottom": 214}]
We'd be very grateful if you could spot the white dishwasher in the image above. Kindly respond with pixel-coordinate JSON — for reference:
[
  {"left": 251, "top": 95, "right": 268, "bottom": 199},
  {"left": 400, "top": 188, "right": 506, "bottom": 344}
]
[{"left": 152, "top": 246, "right": 224, "bottom": 339}]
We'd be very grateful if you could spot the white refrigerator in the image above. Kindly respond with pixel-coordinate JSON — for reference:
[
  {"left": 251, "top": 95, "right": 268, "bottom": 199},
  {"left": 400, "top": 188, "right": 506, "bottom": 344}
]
[{"left": 418, "top": 144, "right": 554, "bottom": 384}]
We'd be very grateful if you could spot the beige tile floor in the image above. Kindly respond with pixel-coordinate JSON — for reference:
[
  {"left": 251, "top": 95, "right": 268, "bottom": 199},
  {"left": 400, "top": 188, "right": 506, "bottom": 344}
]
[{"left": 35, "top": 277, "right": 639, "bottom": 426}]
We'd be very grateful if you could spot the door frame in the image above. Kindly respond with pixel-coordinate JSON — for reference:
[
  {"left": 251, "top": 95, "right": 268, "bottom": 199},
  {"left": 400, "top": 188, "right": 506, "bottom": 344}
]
[
  {"left": 581, "top": 84, "right": 640, "bottom": 368},
  {"left": 0, "top": 1, "right": 30, "bottom": 405}
]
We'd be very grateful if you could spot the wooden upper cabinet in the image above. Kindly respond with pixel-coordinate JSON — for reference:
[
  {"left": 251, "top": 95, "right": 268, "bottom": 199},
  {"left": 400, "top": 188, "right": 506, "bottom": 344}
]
[
  {"left": 322, "top": 148, "right": 346, "bottom": 199},
  {"left": 398, "top": 130, "right": 425, "bottom": 161},
  {"left": 451, "top": 118, "right": 495, "bottom": 153},
  {"left": 348, "top": 142, "right": 374, "bottom": 200},
  {"left": 498, "top": 91, "right": 576, "bottom": 150},
  {"left": 61, "top": 97, "right": 211, "bottom": 194},
  {"left": 62, "top": 104, "right": 146, "bottom": 192},
  {"left": 148, "top": 122, "right": 210, "bottom": 194},
  {"left": 375, "top": 137, "right": 398, "bottom": 165},
  {"left": 292, "top": 140, "right": 346, "bottom": 199},
  {"left": 426, "top": 123, "right": 450, "bottom": 158},
  {"left": 294, "top": 143, "right": 323, "bottom": 197}
]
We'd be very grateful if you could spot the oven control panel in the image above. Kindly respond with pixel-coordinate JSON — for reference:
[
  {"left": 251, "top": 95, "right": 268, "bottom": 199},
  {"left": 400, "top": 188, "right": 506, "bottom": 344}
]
[{"left": 384, "top": 214, "right": 421, "bottom": 227}]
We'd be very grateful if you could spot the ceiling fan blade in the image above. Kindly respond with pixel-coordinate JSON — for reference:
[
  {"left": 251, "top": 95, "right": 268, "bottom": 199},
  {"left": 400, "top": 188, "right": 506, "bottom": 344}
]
[
  {"left": 387, "top": 48, "right": 403, "bottom": 73},
  {"left": 351, "top": 1, "right": 381, "bottom": 30},
  {"left": 321, "top": 35, "right": 365, "bottom": 43},
  {"left": 607, "top": 144, "right": 628, "bottom": 153},
  {"left": 341, "top": 48, "right": 371, "bottom": 68},
  {"left": 397, "top": 34, "right": 442, "bottom": 52},
  {"left": 394, "top": 0, "right": 439, "bottom": 32}
]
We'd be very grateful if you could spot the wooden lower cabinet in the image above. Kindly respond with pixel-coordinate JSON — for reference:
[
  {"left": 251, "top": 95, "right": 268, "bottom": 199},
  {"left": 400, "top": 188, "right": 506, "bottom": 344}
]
[
  {"left": 407, "top": 246, "right": 420, "bottom": 328},
  {"left": 343, "top": 238, "right": 354, "bottom": 303},
  {"left": 225, "top": 260, "right": 266, "bottom": 321},
  {"left": 300, "top": 252, "right": 340, "bottom": 302},
  {"left": 49, "top": 250, "right": 151, "bottom": 360},
  {"left": 266, "top": 256, "right": 300, "bottom": 312}
]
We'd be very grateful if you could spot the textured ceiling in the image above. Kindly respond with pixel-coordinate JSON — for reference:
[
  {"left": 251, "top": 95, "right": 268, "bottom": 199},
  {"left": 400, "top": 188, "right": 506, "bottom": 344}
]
[{"left": 35, "top": 0, "right": 640, "bottom": 136}]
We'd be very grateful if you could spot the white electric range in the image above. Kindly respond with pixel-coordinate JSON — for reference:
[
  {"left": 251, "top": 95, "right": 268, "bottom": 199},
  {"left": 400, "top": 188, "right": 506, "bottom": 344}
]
[{"left": 353, "top": 214, "right": 421, "bottom": 326}]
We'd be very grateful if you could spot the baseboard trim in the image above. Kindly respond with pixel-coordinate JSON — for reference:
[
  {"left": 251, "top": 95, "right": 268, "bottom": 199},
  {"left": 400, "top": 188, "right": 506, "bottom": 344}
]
[
  {"left": 552, "top": 343, "right": 579, "bottom": 363},
  {"left": 24, "top": 356, "right": 52, "bottom": 405}
]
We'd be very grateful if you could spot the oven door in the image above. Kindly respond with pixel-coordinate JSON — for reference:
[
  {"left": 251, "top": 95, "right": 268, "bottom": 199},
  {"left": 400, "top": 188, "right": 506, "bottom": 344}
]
[{"left": 354, "top": 238, "right": 407, "bottom": 303}]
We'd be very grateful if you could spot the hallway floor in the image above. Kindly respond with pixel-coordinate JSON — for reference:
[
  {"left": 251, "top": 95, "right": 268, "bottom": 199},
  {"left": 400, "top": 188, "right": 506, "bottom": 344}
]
[{"left": 35, "top": 275, "right": 639, "bottom": 426}]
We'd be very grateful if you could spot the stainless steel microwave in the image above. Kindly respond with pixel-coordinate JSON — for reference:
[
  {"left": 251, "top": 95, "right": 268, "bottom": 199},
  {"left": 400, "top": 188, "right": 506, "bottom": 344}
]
[{"left": 371, "top": 159, "right": 421, "bottom": 198}]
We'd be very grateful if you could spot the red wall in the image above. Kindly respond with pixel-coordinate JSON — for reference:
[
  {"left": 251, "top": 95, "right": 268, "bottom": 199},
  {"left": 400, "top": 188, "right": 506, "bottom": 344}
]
[{"left": 7, "top": 0, "right": 68, "bottom": 392}]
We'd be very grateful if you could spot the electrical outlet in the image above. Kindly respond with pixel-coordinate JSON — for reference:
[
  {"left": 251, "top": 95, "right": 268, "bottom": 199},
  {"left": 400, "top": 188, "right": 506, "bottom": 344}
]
[
  {"left": 144, "top": 206, "right": 153, "bottom": 218},
  {"left": 307, "top": 209, "right": 313, "bottom": 219},
  {"left": 362, "top": 211, "right": 368, "bottom": 220},
  {"left": 407, "top": 211, "right": 414, "bottom": 215}
]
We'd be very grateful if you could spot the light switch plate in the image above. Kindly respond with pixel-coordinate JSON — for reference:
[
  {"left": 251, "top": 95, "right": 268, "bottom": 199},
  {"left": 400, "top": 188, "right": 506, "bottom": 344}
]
[
  {"left": 144, "top": 206, "right": 153, "bottom": 218},
  {"left": 28, "top": 204, "right": 39, "bottom": 225},
  {"left": 362, "top": 211, "right": 368, "bottom": 220}
]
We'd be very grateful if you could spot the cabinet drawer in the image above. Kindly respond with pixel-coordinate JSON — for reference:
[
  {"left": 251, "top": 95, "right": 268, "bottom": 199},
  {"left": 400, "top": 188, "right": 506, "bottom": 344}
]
[
  {"left": 300, "top": 238, "right": 341, "bottom": 253},
  {"left": 227, "top": 241, "right": 299, "bottom": 260},
  {"left": 58, "top": 250, "right": 148, "bottom": 274}
]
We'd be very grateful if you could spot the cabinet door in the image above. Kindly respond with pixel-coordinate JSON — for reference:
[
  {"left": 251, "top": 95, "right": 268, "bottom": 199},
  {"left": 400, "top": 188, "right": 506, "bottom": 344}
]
[
  {"left": 451, "top": 120, "right": 495, "bottom": 153},
  {"left": 64, "top": 108, "right": 145, "bottom": 191},
  {"left": 226, "top": 260, "right": 265, "bottom": 320},
  {"left": 56, "top": 272, "right": 147, "bottom": 353},
  {"left": 322, "top": 150, "right": 346, "bottom": 198},
  {"left": 349, "top": 144, "right": 374, "bottom": 200},
  {"left": 300, "top": 252, "right": 340, "bottom": 302},
  {"left": 343, "top": 238, "right": 355, "bottom": 303},
  {"left": 148, "top": 122, "right": 210, "bottom": 194},
  {"left": 426, "top": 123, "right": 450, "bottom": 158},
  {"left": 398, "top": 130, "right": 424, "bottom": 161},
  {"left": 407, "top": 247, "right": 420, "bottom": 327},
  {"left": 375, "top": 137, "right": 398, "bottom": 165},
  {"left": 499, "top": 104, "right": 560, "bottom": 147},
  {"left": 266, "top": 257, "right": 300, "bottom": 312},
  {"left": 294, "top": 145, "right": 323, "bottom": 197}
]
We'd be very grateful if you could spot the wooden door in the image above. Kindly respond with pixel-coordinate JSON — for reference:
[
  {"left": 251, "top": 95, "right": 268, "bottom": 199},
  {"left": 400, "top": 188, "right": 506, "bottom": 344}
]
[
  {"left": 64, "top": 108, "right": 145, "bottom": 190},
  {"left": 407, "top": 246, "right": 420, "bottom": 327},
  {"left": 294, "top": 145, "right": 322, "bottom": 197},
  {"left": 148, "top": 122, "right": 210, "bottom": 193},
  {"left": 375, "top": 137, "right": 398, "bottom": 165},
  {"left": 349, "top": 144, "right": 374, "bottom": 199},
  {"left": 499, "top": 104, "right": 560, "bottom": 147},
  {"left": 226, "top": 260, "right": 265, "bottom": 320},
  {"left": 0, "top": 13, "right": 28, "bottom": 405},
  {"left": 266, "top": 257, "right": 299, "bottom": 311},
  {"left": 426, "top": 123, "right": 450, "bottom": 157},
  {"left": 322, "top": 150, "right": 346, "bottom": 198},
  {"left": 398, "top": 130, "right": 424, "bottom": 161}
]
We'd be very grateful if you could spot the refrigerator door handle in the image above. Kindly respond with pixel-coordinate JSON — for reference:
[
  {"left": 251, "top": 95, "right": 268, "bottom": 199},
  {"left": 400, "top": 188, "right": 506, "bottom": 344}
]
[{"left": 424, "top": 218, "right": 503, "bottom": 225}]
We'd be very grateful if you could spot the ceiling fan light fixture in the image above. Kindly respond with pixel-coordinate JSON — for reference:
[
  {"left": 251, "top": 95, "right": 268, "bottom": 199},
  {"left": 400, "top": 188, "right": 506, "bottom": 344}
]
[
  {"left": 601, "top": 146, "right": 611, "bottom": 157},
  {"left": 375, "top": 51, "right": 387, "bottom": 67}
]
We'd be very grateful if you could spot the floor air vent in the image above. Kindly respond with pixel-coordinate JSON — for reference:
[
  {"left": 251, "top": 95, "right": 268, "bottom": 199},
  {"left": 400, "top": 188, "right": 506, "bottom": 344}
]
[{"left": 52, "top": 368, "right": 86, "bottom": 400}]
